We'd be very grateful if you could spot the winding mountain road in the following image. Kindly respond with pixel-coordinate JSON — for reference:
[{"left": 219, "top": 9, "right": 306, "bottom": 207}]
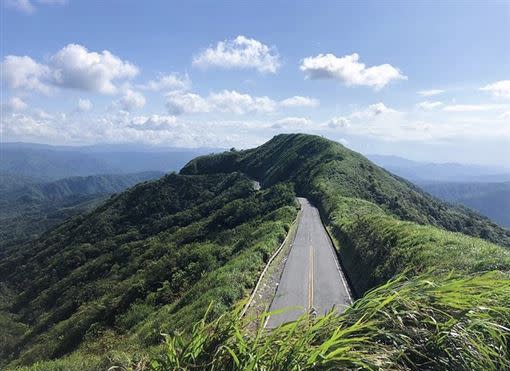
[{"left": 266, "top": 197, "right": 352, "bottom": 328}]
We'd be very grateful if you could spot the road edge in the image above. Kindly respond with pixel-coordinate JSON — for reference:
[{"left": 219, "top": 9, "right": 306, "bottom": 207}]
[{"left": 239, "top": 203, "right": 301, "bottom": 319}]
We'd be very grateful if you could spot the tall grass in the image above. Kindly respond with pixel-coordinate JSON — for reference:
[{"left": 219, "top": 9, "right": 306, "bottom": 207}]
[{"left": 148, "top": 271, "right": 510, "bottom": 370}]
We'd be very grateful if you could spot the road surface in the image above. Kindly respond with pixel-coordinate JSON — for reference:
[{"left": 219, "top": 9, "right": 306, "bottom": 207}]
[{"left": 266, "top": 197, "right": 352, "bottom": 328}]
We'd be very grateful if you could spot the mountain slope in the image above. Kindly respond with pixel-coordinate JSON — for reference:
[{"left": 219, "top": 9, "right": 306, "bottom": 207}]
[
  {"left": 0, "top": 172, "right": 164, "bottom": 250},
  {"left": 0, "top": 172, "right": 296, "bottom": 367}
]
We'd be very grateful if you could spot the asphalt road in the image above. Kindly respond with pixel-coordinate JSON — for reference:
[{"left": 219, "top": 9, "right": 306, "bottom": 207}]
[{"left": 266, "top": 197, "right": 352, "bottom": 328}]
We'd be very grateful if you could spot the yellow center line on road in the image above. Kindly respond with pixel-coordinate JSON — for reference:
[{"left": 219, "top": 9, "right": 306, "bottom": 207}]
[{"left": 308, "top": 241, "right": 314, "bottom": 311}]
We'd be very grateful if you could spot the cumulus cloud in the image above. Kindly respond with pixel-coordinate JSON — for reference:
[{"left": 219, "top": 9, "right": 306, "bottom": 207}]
[
  {"left": 129, "top": 115, "right": 178, "bottom": 131},
  {"left": 480, "top": 80, "right": 510, "bottom": 99},
  {"left": 1, "top": 55, "right": 52, "bottom": 94},
  {"left": 326, "top": 116, "right": 350, "bottom": 128},
  {"left": 2, "top": 97, "right": 28, "bottom": 112},
  {"left": 417, "top": 89, "right": 444, "bottom": 97},
  {"left": 165, "top": 90, "right": 322, "bottom": 116},
  {"left": 117, "top": 90, "right": 146, "bottom": 111},
  {"left": 76, "top": 98, "right": 92, "bottom": 112},
  {"left": 50, "top": 44, "right": 139, "bottom": 94},
  {"left": 166, "top": 89, "right": 278, "bottom": 115},
  {"left": 272, "top": 117, "right": 312, "bottom": 129},
  {"left": 2, "top": 44, "right": 139, "bottom": 95},
  {"left": 209, "top": 90, "right": 277, "bottom": 114},
  {"left": 351, "top": 102, "right": 397, "bottom": 119},
  {"left": 166, "top": 91, "right": 210, "bottom": 115},
  {"left": 300, "top": 53, "right": 406, "bottom": 90},
  {"left": 139, "top": 73, "right": 191, "bottom": 91},
  {"left": 280, "top": 96, "right": 319, "bottom": 108},
  {"left": 417, "top": 101, "right": 443, "bottom": 110},
  {"left": 193, "top": 35, "right": 281, "bottom": 73}
]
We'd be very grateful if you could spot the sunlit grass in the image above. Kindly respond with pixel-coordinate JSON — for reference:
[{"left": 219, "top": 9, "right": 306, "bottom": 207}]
[{"left": 146, "top": 270, "right": 510, "bottom": 370}]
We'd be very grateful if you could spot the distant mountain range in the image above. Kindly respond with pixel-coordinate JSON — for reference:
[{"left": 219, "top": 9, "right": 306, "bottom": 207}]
[
  {"left": 368, "top": 154, "right": 510, "bottom": 183},
  {"left": 420, "top": 182, "right": 510, "bottom": 228},
  {"left": 1, "top": 142, "right": 223, "bottom": 180}
]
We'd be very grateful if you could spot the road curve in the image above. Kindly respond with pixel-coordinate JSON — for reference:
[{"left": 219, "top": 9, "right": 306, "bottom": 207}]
[{"left": 266, "top": 197, "right": 352, "bottom": 328}]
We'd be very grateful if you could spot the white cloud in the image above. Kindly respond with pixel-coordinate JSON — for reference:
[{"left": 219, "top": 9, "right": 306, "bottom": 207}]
[
  {"left": 129, "top": 115, "right": 178, "bottom": 131},
  {"left": 117, "top": 90, "right": 146, "bottom": 111},
  {"left": 2, "top": 97, "right": 28, "bottom": 112},
  {"left": 5, "top": 0, "right": 35, "bottom": 13},
  {"left": 417, "top": 101, "right": 443, "bottom": 110},
  {"left": 5, "top": 0, "right": 67, "bottom": 14},
  {"left": 272, "top": 117, "right": 312, "bottom": 129},
  {"left": 300, "top": 53, "right": 406, "bottom": 90},
  {"left": 2, "top": 44, "right": 138, "bottom": 95},
  {"left": 1, "top": 55, "right": 52, "bottom": 94},
  {"left": 77, "top": 98, "right": 92, "bottom": 112},
  {"left": 351, "top": 102, "right": 397, "bottom": 119},
  {"left": 280, "top": 96, "right": 319, "bottom": 108},
  {"left": 209, "top": 90, "right": 277, "bottom": 114},
  {"left": 193, "top": 35, "right": 281, "bottom": 73},
  {"left": 166, "top": 89, "right": 278, "bottom": 115},
  {"left": 326, "top": 116, "right": 350, "bottom": 128},
  {"left": 139, "top": 73, "right": 191, "bottom": 91},
  {"left": 443, "top": 104, "right": 507, "bottom": 112},
  {"left": 50, "top": 44, "right": 139, "bottom": 94},
  {"left": 480, "top": 80, "right": 510, "bottom": 99},
  {"left": 166, "top": 91, "right": 210, "bottom": 115},
  {"left": 34, "top": 109, "right": 53, "bottom": 119},
  {"left": 417, "top": 89, "right": 444, "bottom": 97}
]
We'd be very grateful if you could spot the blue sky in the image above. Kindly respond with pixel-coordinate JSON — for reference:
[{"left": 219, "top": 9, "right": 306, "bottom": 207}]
[{"left": 1, "top": 0, "right": 509, "bottom": 165}]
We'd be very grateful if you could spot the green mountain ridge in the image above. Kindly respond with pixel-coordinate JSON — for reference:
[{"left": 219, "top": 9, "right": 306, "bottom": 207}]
[
  {"left": 0, "top": 172, "right": 164, "bottom": 251},
  {"left": 1, "top": 133, "right": 510, "bottom": 370},
  {"left": 182, "top": 133, "right": 510, "bottom": 249}
]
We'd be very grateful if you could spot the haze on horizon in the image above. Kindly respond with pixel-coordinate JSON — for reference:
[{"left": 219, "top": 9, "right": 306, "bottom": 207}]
[{"left": 1, "top": 0, "right": 509, "bottom": 166}]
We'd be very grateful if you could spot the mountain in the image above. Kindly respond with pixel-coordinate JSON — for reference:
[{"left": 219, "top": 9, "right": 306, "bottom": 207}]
[
  {"left": 0, "top": 172, "right": 164, "bottom": 250},
  {"left": 421, "top": 181, "right": 510, "bottom": 228},
  {"left": 0, "top": 147, "right": 115, "bottom": 180},
  {"left": 1, "top": 134, "right": 510, "bottom": 370},
  {"left": 0, "top": 172, "right": 296, "bottom": 367},
  {"left": 368, "top": 154, "right": 510, "bottom": 182},
  {"left": 1, "top": 142, "right": 221, "bottom": 180}
]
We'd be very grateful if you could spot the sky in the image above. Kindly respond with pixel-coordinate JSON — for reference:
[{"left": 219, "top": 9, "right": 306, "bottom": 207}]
[{"left": 1, "top": 0, "right": 509, "bottom": 165}]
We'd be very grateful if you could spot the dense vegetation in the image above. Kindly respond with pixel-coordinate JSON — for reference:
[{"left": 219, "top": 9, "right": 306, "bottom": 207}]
[
  {"left": 0, "top": 172, "right": 297, "bottom": 368},
  {"left": 182, "top": 133, "right": 510, "bottom": 248},
  {"left": 151, "top": 271, "right": 510, "bottom": 370},
  {"left": 2, "top": 133, "right": 510, "bottom": 370},
  {"left": 421, "top": 181, "right": 510, "bottom": 228},
  {"left": 0, "top": 172, "right": 164, "bottom": 250}
]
